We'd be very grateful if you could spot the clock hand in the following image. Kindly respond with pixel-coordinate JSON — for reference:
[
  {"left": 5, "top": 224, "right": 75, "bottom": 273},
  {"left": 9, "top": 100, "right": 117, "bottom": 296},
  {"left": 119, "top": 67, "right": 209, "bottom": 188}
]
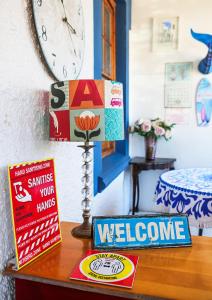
[
  {"left": 62, "top": 17, "right": 76, "bottom": 34},
  {"left": 60, "top": 0, "right": 79, "bottom": 58},
  {"left": 61, "top": 0, "right": 76, "bottom": 34},
  {"left": 65, "top": 20, "right": 77, "bottom": 57}
]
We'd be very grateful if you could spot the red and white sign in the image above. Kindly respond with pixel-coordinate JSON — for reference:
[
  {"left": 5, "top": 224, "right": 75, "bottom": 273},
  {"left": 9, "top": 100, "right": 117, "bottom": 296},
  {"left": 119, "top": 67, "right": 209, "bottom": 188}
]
[
  {"left": 70, "top": 250, "right": 139, "bottom": 288},
  {"left": 8, "top": 158, "right": 62, "bottom": 270}
]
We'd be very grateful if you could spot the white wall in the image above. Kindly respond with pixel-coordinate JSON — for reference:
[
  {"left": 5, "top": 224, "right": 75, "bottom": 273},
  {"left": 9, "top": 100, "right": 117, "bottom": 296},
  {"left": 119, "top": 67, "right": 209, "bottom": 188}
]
[
  {"left": 129, "top": 0, "right": 212, "bottom": 212},
  {"left": 93, "top": 171, "right": 131, "bottom": 216},
  {"left": 0, "top": 0, "right": 93, "bottom": 298},
  {"left": 0, "top": 1, "right": 130, "bottom": 297}
]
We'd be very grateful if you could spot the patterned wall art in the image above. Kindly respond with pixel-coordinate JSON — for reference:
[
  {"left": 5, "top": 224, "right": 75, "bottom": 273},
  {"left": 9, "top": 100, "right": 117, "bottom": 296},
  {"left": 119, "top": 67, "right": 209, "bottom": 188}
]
[
  {"left": 164, "top": 62, "right": 193, "bottom": 108},
  {"left": 196, "top": 78, "right": 212, "bottom": 127},
  {"left": 152, "top": 17, "right": 179, "bottom": 52},
  {"left": 49, "top": 80, "right": 124, "bottom": 142}
]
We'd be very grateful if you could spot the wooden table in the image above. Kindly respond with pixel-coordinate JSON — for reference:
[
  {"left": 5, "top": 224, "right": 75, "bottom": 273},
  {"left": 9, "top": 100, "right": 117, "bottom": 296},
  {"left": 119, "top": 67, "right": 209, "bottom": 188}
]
[
  {"left": 4, "top": 222, "right": 212, "bottom": 300},
  {"left": 130, "top": 157, "right": 176, "bottom": 215}
]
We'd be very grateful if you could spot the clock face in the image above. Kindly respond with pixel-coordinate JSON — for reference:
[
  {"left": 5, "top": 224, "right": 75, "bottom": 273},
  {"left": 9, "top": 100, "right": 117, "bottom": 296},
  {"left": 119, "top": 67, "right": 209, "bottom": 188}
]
[{"left": 32, "top": 0, "right": 85, "bottom": 81}]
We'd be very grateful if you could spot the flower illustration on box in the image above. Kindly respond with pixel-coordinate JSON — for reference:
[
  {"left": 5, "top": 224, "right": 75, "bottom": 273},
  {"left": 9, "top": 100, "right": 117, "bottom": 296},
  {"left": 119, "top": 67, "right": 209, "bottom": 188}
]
[{"left": 74, "top": 111, "right": 101, "bottom": 142}]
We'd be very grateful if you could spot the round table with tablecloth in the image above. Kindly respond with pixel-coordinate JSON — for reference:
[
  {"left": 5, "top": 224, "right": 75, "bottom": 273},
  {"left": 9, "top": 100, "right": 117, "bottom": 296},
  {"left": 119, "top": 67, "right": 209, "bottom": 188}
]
[{"left": 155, "top": 168, "right": 212, "bottom": 229}]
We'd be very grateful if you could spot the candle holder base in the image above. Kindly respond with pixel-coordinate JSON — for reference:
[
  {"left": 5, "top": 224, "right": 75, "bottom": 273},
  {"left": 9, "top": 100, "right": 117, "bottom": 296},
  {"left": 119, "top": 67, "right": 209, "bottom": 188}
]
[{"left": 71, "top": 222, "right": 92, "bottom": 239}]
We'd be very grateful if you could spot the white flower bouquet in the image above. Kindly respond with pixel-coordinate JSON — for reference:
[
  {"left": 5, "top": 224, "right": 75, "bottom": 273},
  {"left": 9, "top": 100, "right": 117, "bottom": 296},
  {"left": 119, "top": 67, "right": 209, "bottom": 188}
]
[{"left": 130, "top": 118, "right": 175, "bottom": 141}]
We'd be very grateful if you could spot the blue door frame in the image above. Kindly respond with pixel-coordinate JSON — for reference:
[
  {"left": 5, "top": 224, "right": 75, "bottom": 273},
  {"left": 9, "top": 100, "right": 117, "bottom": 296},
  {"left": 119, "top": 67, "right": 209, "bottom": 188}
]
[{"left": 93, "top": 0, "right": 131, "bottom": 194}]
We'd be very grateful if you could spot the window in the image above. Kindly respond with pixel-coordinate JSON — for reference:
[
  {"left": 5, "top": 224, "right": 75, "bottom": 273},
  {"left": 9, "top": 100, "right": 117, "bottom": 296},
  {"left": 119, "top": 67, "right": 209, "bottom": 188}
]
[
  {"left": 102, "top": 0, "right": 116, "bottom": 79},
  {"left": 94, "top": 0, "right": 131, "bottom": 194},
  {"left": 102, "top": 0, "right": 116, "bottom": 158}
]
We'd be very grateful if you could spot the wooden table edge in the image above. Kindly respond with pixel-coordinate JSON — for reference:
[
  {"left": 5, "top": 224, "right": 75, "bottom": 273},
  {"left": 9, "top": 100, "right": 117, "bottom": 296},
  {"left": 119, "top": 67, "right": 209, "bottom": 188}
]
[{"left": 4, "top": 269, "right": 161, "bottom": 300}]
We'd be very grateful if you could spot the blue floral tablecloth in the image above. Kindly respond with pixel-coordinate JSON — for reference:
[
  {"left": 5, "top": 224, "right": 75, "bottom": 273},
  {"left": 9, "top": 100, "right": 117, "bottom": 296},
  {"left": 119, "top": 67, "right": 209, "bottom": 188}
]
[{"left": 155, "top": 168, "right": 212, "bottom": 228}]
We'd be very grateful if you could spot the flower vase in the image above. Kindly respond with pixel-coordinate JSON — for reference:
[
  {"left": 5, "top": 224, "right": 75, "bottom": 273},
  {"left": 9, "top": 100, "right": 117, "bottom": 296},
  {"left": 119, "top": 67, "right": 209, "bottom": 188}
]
[{"left": 145, "top": 136, "right": 157, "bottom": 160}]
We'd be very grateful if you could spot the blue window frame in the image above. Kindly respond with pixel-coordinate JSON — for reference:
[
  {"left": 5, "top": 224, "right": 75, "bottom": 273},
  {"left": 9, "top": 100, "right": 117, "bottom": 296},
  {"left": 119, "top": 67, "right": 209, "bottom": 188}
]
[{"left": 93, "top": 0, "right": 131, "bottom": 194}]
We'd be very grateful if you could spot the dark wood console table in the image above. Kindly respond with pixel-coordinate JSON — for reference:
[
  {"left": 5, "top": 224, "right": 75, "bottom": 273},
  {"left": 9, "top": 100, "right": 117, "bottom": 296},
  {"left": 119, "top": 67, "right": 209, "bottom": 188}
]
[{"left": 130, "top": 157, "right": 176, "bottom": 215}]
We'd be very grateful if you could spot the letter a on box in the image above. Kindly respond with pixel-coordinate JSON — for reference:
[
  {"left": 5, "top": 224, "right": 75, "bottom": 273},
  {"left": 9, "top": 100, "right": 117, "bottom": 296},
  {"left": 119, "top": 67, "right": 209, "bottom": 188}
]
[{"left": 70, "top": 80, "right": 104, "bottom": 109}]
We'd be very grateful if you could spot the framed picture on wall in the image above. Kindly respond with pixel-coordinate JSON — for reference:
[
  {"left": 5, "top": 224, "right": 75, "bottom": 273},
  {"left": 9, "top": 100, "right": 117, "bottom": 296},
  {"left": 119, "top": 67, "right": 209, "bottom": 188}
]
[
  {"left": 164, "top": 62, "right": 193, "bottom": 108},
  {"left": 152, "top": 17, "right": 179, "bottom": 52}
]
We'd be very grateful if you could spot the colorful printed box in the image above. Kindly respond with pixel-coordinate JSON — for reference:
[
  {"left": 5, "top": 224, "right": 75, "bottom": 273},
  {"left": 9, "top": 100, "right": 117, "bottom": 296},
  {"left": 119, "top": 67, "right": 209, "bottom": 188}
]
[{"left": 49, "top": 80, "right": 124, "bottom": 142}]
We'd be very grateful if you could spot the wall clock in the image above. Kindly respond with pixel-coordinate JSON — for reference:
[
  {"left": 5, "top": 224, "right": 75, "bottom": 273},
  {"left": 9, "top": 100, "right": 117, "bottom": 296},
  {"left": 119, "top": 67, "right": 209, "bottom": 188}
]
[{"left": 30, "top": 0, "right": 85, "bottom": 81}]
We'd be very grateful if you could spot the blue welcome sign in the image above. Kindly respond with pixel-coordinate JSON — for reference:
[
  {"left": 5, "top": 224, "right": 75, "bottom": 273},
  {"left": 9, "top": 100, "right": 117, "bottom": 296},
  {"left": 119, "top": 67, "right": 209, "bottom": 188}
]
[{"left": 92, "top": 214, "right": 192, "bottom": 250}]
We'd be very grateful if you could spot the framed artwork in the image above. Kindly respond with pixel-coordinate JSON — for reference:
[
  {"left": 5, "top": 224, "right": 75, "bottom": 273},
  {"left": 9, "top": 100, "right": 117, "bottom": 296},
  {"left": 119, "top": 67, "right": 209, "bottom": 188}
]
[
  {"left": 164, "top": 62, "right": 193, "bottom": 108},
  {"left": 152, "top": 17, "right": 179, "bottom": 52}
]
